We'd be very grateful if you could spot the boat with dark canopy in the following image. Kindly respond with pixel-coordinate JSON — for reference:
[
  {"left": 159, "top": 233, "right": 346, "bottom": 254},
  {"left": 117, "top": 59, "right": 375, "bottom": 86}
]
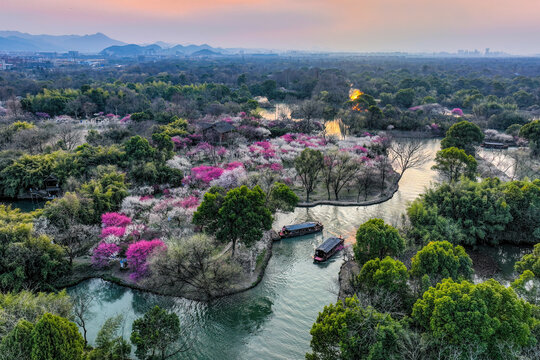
[
  {"left": 313, "top": 237, "right": 344, "bottom": 262},
  {"left": 481, "top": 141, "right": 509, "bottom": 149},
  {"left": 279, "top": 222, "right": 323, "bottom": 239}
]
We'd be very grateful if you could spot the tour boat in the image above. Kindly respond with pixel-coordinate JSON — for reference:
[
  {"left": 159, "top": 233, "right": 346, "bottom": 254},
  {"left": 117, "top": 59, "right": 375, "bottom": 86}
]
[
  {"left": 481, "top": 142, "right": 509, "bottom": 149},
  {"left": 279, "top": 222, "right": 323, "bottom": 239},
  {"left": 313, "top": 237, "right": 344, "bottom": 262}
]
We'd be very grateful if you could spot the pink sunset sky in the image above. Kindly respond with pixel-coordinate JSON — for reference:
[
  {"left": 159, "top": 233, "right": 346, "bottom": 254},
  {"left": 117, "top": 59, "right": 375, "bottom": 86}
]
[{"left": 2, "top": 0, "right": 540, "bottom": 53}]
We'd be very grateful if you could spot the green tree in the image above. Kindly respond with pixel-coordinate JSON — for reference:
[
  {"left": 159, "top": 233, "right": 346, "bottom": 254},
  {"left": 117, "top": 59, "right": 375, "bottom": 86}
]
[
  {"left": 356, "top": 257, "right": 408, "bottom": 294},
  {"left": 407, "top": 178, "right": 536, "bottom": 247},
  {"left": 216, "top": 185, "right": 273, "bottom": 256},
  {"left": 87, "top": 315, "right": 131, "bottom": 360},
  {"left": 42, "top": 192, "right": 97, "bottom": 264},
  {"left": 506, "top": 123, "right": 522, "bottom": 136},
  {"left": 353, "top": 219, "right": 405, "bottom": 264},
  {"left": 192, "top": 186, "right": 226, "bottom": 233},
  {"left": 156, "top": 118, "right": 188, "bottom": 138},
  {"left": 432, "top": 147, "right": 477, "bottom": 182},
  {"left": 394, "top": 88, "right": 415, "bottom": 108},
  {"left": 3, "top": 235, "right": 69, "bottom": 292},
  {"left": 266, "top": 182, "right": 299, "bottom": 213},
  {"left": 412, "top": 279, "right": 535, "bottom": 358},
  {"left": 0, "top": 153, "right": 56, "bottom": 198},
  {"left": 441, "top": 120, "right": 484, "bottom": 156},
  {"left": 515, "top": 243, "right": 540, "bottom": 277},
  {"left": 294, "top": 148, "right": 324, "bottom": 202},
  {"left": 511, "top": 270, "right": 540, "bottom": 306},
  {"left": 0, "top": 319, "right": 34, "bottom": 360},
  {"left": 410, "top": 241, "right": 473, "bottom": 286},
  {"left": 513, "top": 90, "right": 536, "bottom": 108},
  {"left": 124, "top": 135, "right": 155, "bottom": 162},
  {"left": 151, "top": 132, "right": 174, "bottom": 161},
  {"left": 31, "top": 313, "right": 85, "bottom": 360},
  {"left": 306, "top": 297, "right": 403, "bottom": 360},
  {"left": 0, "top": 290, "right": 72, "bottom": 338},
  {"left": 130, "top": 306, "right": 186, "bottom": 360},
  {"left": 367, "top": 105, "right": 383, "bottom": 129},
  {"left": 354, "top": 257, "right": 410, "bottom": 312},
  {"left": 79, "top": 170, "right": 128, "bottom": 221},
  {"left": 489, "top": 110, "right": 528, "bottom": 131},
  {"left": 520, "top": 119, "right": 540, "bottom": 156}
]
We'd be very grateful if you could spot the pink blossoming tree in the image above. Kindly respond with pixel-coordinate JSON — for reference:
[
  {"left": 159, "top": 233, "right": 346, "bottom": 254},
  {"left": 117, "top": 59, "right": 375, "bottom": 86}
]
[
  {"left": 102, "top": 212, "right": 132, "bottom": 227},
  {"left": 92, "top": 243, "right": 120, "bottom": 269},
  {"left": 126, "top": 239, "right": 167, "bottom": 280}
]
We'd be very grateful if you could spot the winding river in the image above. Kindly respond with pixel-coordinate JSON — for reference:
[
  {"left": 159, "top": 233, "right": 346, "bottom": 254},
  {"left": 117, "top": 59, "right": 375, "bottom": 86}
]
[{"left": 68, "top": 139, "right": 525, "bottom": 359}]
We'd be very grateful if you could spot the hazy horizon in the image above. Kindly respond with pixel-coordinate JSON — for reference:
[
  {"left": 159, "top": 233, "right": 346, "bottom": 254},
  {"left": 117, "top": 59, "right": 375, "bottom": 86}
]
[{"left": 2, "top": 0, "right": 540, "bottom": 54}]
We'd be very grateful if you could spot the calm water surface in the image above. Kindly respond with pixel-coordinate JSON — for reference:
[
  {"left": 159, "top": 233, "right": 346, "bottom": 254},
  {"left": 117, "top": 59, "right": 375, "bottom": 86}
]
[{"left": 70, "top": 139, "right": 520, "bottom": 359}]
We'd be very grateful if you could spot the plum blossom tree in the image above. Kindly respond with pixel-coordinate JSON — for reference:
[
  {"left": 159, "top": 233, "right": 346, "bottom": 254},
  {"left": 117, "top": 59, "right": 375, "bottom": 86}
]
[
  {"left": 101, "top": 213, "right": 132, "bottom": 227},
  {"left": 92, "top": 243, "right": 120, "bottom": 269},
  {"left": 126, "top": 239, "right": 167, "bottom": 280},
  {"left": 101, "top": 226, "right": 126, "bottom": 239}
]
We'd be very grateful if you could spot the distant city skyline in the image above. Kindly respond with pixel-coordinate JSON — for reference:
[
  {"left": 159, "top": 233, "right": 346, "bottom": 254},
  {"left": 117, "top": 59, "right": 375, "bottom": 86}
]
[{"left": 2, "top": 0, "right": 540, "bottom": 54}]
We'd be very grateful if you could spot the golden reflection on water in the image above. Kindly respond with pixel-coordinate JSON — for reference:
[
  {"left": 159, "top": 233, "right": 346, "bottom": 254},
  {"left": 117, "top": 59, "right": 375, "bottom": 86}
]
[{"left": 324, "top": 119, "right": 347, "bottom": 138}]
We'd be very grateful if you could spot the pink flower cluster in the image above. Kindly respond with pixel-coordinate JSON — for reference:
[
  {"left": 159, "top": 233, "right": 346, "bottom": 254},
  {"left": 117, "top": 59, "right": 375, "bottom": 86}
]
[
  {"left": 257, "top": 163, "right": 283, "bottom": 171},
  {"left": 225, "top": 161, "right": 244, "bottom": 170},
  {"left": 172, "top": 136, "right": 191, "bottom": 149},
  {"left": 126, "top": 239, "right": 166, "bottom": 280},
  {"left": 217, "top": 147, "right": 227, "bottom": 156},
  {"left": 249, "top": 141, "right": 277, "bottom": 159},
  {"left": 280, "top": 133, "right": 326, "bottom": 147},
  {"left": 174, "top": 196, "right": 199, "bottom": 209},
  {"left": 350, "top": 145, "right": 368, "bottom": 154},
  {"left": 120, "top": 114, "right": 131, "bottom": 123},
  {"left": 451, "top": 108, "right": 464, "bottom": 116},
  {"left": 197, "top": 142, "right": 214, "bottom": 152},
  {"left": 92, "top": 243, "right": 120, "bottom": 269},
  {"left": 189, "top": 165, "right": 225, "bottom": 185},
  {"left": 102, "top": 212, "right": 132, "bottom": 227},
  {"left": 101, "top": 226, "right": 126, "bottom": 238}
]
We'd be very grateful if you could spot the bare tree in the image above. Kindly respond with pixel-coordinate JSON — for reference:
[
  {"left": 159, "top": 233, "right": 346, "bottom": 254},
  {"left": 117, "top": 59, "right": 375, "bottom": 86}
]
[
  {"left": 70, "top": 289, "right": 96, "bottom": 346},
  {"left": 398, "top": 329, "right": 427, "bottom": 360},
  {"left": 57, "top": 123, "right": 83, "bottom": 150},
  {"left": 147, "top": 235, "right": 241, "bottom": 300},
  {"left": 388, "top": 139, "right": 429, "bottom": 183},
  {"left": 509, "top": 148, "right": 540, "bottom": 180},
  {"left": 356, "top": 164, "right": 375, "bottom": 201},
  {"left": 374, "top": 155, "right": 393, "bottom": 192},
  {"left": 329, "top": 152, "right": 362, "bottom": 200}
]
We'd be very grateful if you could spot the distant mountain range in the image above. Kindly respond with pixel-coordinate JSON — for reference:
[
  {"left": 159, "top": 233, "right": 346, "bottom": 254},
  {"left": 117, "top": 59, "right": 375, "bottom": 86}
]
[
  {"left": 0, "top": 30, "right": 271, "bottom": 56},
  {"left": 0, "top": 31, "right": 125, "bottom": 53},
  {"left": 100, "top": 43, "right": 223, "bottom": 57}
]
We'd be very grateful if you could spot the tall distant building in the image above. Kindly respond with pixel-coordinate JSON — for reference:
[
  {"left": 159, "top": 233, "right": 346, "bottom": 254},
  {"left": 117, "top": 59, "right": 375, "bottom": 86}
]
[{"left": 485, "top": 48, "right": 490, "bottom": 56}]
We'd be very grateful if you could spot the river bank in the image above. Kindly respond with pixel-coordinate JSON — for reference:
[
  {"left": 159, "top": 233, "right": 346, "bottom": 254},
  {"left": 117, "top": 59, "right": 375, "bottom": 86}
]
[
  {"left": 297, "top": 183, "right": 399, "bottom": 207},
  {"left": 58, "top": 230, "right": 278, "bottom": 302}
]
